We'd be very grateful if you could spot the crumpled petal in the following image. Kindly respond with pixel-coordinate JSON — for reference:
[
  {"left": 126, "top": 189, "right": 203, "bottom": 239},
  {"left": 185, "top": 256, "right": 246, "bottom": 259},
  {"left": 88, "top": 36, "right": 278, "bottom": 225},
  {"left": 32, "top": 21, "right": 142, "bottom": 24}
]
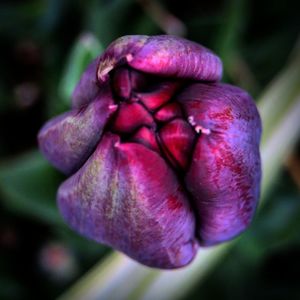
[
  {"left": 58, "top": 133, "right": 197, "bottom": 268},
  {"left": 38, "top": 88, "right": 116, "bottom": 174},
  {"left": 177, "top": 83, "right": 262, "bottom": 245}
]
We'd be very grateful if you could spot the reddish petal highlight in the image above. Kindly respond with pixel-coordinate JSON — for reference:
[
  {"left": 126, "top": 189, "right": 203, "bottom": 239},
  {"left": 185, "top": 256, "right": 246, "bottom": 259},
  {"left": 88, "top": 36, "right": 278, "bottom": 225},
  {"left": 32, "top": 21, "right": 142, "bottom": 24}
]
[
  {"left": 177, "top": 83, "right": 262, "bottom": 245},
  {"left": 154, "top": 102, "right": 183, "bottom": 122},
  {"left": 135, "top": 81, "right": 181, "bottom": 111},
  {"left": 58, "top": 133, "right": 197, "bottom": 269},
  {"left": 112, "top": 102, "right": 155, "bottom": 133},
  {"left": 131, "top": 126, "right": 160, "bottom": 153},
  {"left": 159, "top": 119, "right": 196, "bottom": 170}
]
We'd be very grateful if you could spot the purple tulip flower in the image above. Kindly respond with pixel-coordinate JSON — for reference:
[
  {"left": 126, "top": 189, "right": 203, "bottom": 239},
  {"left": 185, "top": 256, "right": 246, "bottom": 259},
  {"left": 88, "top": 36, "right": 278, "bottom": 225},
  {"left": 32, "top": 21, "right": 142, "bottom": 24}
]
[{"left": 38, "top": 35, "right": 262, "bottom": 269}]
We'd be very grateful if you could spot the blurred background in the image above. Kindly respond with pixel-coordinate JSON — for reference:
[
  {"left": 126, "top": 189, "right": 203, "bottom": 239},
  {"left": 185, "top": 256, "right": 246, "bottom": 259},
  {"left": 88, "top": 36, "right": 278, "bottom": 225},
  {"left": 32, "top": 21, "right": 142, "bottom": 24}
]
[{"left": 0, "top": 0, "right": 300, "bottom": 299}]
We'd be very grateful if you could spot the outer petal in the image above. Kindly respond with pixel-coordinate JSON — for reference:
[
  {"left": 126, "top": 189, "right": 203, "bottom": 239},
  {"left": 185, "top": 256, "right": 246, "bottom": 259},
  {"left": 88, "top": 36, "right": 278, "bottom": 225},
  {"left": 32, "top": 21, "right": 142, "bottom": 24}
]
[
  {"left": 72, "top": 58, "right": 100, "bottom": 108},
  {"left": 128, "top": 35, "right": 223, "bottom": 81},
  {"left": 95, "top": 35, "right": 222, "bottom": 85},
  {"left": 57, "top": 133, "right": 197, "bottom": 269},
  {"left": 38, "top": 89, "right": 116, "bottom": 174},
  {"left": 177, "top": 83, "right": 262, "bottom": 245}
]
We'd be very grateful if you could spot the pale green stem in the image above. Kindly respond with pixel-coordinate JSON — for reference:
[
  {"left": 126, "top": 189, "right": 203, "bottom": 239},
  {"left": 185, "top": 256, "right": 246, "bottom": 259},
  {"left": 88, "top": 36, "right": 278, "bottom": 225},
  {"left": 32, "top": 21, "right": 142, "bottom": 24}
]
[{"left": 58, "top": 39, "right": 300, "bottom": 300}]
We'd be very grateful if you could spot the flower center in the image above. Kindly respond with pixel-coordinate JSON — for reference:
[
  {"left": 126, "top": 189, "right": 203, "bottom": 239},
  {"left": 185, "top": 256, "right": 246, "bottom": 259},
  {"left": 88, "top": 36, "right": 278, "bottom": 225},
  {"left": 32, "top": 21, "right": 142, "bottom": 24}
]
[{"left": 109, "top": 66, "right": 201, "bottom": 170}]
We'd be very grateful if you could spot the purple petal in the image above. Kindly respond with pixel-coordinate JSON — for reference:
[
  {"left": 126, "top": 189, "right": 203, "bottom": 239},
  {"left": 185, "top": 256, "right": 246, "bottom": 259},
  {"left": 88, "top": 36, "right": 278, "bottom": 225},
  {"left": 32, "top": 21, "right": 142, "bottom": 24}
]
[
  {"left": 95, "top": 35, "right": 222, "bottom": 86},
  {"left": 177, "top": 83, "right": 262, "bottom": 245},
  {"left": 72, "top": 58, "right": 100, "bottom": 108},
  {"left": 128, "top": 35, "right": 223, "bottom": 81},
  {"left": 58, "top": 133, "right": 197, "bottom": 269},
  {"left": 38, "top": 89, "right": 117, "bottom": 174}
]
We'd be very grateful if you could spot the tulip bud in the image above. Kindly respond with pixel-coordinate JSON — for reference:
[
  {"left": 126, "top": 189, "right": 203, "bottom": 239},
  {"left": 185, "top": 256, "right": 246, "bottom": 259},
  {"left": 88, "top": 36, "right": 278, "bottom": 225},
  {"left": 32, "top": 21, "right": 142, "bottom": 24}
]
[{"left": 38, "top": 35, "right": 261, "bottom": 269}]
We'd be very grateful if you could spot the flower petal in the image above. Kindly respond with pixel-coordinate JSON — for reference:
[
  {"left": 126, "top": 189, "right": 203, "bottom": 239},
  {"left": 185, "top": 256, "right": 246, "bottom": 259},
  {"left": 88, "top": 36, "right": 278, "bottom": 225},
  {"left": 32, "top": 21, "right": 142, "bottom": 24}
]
[
  {"left": 177, "top": 83, "right": 262, "bottom": 245},
  {"left": 154, "top": 102, "right": 183, "bottom": 123},
  {"left": 112, "top": 67, "right": 147, "bottom": 99},
  {"left": 38, "top": 89, "right": 116, "bottom": 174},
  {"left": 111, "top": 102, "right": 155, "bottom": 133},
  {"left": 72, "top": 58, "right": 100, "bottom": 108},
  {"left": 95, "top": 35, "right": 222, "bottom": 86},
  {"left": 131, "top": 126, "right": 160, "bottom": 153},
  {"left": 97, "top": 35, "right": 149, "bottom": 82},
  {"left": 134, "top": 81, "right": 181, "bottom": 111},
  {"left": 158, "top": 119, "right": 196, "bottom": 170},
  {"left": 58, "top": 133, "right": 197, "bottom": 269},
  {"left": 128, "top": 35, "right": 223, "bottom": 81}
]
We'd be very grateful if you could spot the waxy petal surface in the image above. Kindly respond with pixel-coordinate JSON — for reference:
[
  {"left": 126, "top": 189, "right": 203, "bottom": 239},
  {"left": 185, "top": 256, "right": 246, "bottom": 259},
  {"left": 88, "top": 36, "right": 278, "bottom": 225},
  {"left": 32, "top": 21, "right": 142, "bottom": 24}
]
[
  {"left": 131, "top": 126, "right": 160, "bottom": 153},
  {"left": 58, "top": 133, "right": 197, "bottom": 268},
  {"left": 135, "top": 81, "right": 181, "bottom": 111},
  {"left": 128, "top": 35, "right": 223, "bottom": 81},
  {"left": 159, "top": 119, "right": 196, "bottom": 170},
  {"left": 178, "top": 83, "right": 262, "bottom": 245},
  {"left": 96, "top": 35, "right": 222, "bottom": 86},
  {"left": 154, "top": 102, "right": 183, "bottom": 123},
  {"left": 112, "top": 102, "right": 155, "bottom": 133},
  {"left": 38, "top": 91, "right": 116, "bottom": 174}
]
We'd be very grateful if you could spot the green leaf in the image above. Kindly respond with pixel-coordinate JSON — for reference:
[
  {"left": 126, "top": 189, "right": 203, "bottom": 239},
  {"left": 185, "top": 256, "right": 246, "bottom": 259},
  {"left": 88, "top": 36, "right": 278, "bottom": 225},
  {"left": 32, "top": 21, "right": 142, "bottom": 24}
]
[{"left": 0, "top": 151, "right": 63, "bottom": 226}]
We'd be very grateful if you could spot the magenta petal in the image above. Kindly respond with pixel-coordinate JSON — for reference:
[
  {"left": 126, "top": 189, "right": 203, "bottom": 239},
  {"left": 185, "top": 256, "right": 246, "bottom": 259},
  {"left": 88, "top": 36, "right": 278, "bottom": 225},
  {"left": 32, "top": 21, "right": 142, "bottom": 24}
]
[
  {"left": 135, "top": 81, "right": 181, "bottom": 111},
  {"left": 159, "top": 119, "right": 196, "bottom": 169},
  {"left": 111, "top": 102, "right": 155, "bottom": 133},
  {"left": 128, "top": 35, "right": 223, "bottom": 81},
  {"left": 38, "top": 92, "right": 116, "bottom": 174},
  {"left": 58, "top": 133, "right": 197, "bottom": 269},
  {"left": 131, "top": 126, "right": 160, "bottom": 153},
  {"left": 177, "top": 83, "right": 262, "bottom": 245},
  {"left": 154, "top": 102, "right": 183, "bottom": 123}
]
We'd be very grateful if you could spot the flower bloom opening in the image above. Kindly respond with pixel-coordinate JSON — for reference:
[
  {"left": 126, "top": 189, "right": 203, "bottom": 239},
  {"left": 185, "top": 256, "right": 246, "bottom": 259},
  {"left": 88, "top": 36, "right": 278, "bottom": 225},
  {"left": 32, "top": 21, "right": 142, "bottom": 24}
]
[{"left": 38, "top": 35, "right": 262, "bottom": 269}]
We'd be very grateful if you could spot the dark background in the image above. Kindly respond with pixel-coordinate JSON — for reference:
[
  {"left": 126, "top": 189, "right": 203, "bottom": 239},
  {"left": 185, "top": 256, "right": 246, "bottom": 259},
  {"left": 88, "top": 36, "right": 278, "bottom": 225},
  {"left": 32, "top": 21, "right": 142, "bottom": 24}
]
[{"left": 0, "top": 0, "right": 300, "bottom": 299}]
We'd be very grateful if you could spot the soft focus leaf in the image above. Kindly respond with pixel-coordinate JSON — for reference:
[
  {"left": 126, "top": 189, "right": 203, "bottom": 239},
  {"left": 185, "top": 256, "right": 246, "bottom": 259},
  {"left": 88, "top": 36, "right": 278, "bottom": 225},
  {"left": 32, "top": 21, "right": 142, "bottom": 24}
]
[{"left": 0, "top": 151, "right": 63, "bottom": 225}]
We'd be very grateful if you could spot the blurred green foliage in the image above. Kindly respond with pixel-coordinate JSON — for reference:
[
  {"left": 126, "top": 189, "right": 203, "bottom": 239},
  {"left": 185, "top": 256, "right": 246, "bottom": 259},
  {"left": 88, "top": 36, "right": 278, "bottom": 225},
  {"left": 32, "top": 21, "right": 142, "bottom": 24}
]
[{"left": 0, "top": 0, "right": 299, "bottom": 299}]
